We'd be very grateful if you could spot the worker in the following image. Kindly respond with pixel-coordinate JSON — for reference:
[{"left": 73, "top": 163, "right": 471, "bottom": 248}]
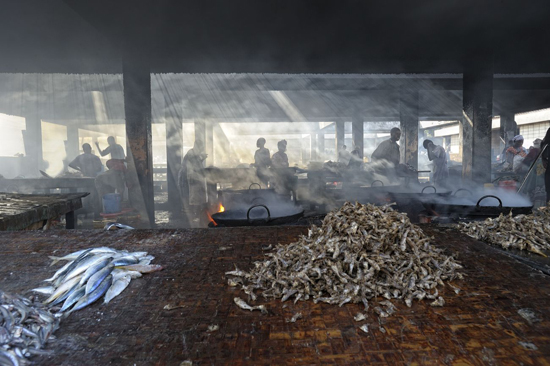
[
  {"left": 505, "top": 135, "right": 527, "bottom": 169},
  {"left": 252, "top": 137, "right": 271, "bottom": 186},
  {"left": 500, "top": 139, "right": 513, "bottom": 163},
  {"left": 521, "top": 138, "right": 546, "bottom": 207},
  {"left": 371, "top": 127, "right": 401, "bottom": 167},
  {"left": 68, "top": 143, "right": 103, "bottom": 177},
  {"left": 69, "top": 143, "right": 103, "bottom": 218},
  {"left": 271, "top": 140, "right": 289, "bottom": 168},
  {"left": 338, "top": 145, "right": 351, "bottom": 164},
  {"left": 94, "top": 136, "right": 127, "bottom": 211},
  {"left": 179, "top": 140, "right": 208, "bottom": 224},
  {"left": 348, "top": 143, "right": 363, "bottom": 169},
  {"left": 94, "top": 158, "right": 127, "bottom": 208},
  {"left": 370, "top": 127, "right": 402, "bottom": 182},
  {"left": 96, "top": 136, "right": 125, "bottom": 160},
  {"left": 423, "top": 139, "right": 449, "bottom": 186},
  {"left": 522, "top": 138, "right": 542, "bottom": 169},
  {"left": 271, "top": 140, "right": 294, "bottom": 194}
]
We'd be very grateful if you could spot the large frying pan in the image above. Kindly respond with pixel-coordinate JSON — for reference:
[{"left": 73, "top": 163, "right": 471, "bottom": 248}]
[
  {"left": 419, "top": 192, "right": 533, "bottom": 217},
  {"left": 219, "top": 183, "right": 293, "bottom": 210},
  {"left": 334, "top": 181, "right": 452, "bottom": 204},
  {"left": 211, "top": 203, "right": 304, "bottom": 227}
]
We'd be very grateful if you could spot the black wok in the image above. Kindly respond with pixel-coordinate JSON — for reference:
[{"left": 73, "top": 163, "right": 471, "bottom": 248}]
[
  {"left": 211, "top": 203, "right": 304, "bottom": 227},
  {"left": 219, "top": 183, "right": 294, "bottom": 210},
  {"left": 335, "top": 181, "right": 452, "bottom": 204},
  {"left": 419, "top": 193, "right": 533, "bottom": 217}
]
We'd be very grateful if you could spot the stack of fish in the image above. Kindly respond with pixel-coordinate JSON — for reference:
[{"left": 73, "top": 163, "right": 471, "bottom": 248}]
[
  {"left": 227, "top": 202, "right": 463, "bottom": 319},
  {"left": 32, "top": 247, "right": 163, "bottom": 314},
  {"left": 457, "top": 207, "right": 550, "bottom": 256},
  {"left": 0, "top": 290, "right": 59, "bottom": 366}
]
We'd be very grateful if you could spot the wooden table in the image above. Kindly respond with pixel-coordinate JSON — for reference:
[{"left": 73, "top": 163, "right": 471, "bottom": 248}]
[
  {"left": 0, "top": 178, "right": 99, "bottom": 217},
  {"left": 0, "top": 193, "right": 88, "bottom": 230},
  {"left": 1, "top": 225, "right": 550, "bottom": 365}
]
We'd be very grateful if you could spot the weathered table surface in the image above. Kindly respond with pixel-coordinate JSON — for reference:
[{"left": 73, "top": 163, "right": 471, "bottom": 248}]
[
  {"left": 0, "top": 178, "right": 96, "bottom": 192},
  {"left": 0, "top": 193, "right": 88, "bottom": 230},
  {"left": 1, "top": 226, "right": 550, "bottom": 365}
]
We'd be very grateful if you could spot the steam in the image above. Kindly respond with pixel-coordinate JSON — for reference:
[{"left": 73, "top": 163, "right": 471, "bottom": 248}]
[{"left": 0, "top": 72, "right": 541, "bottom": 228}]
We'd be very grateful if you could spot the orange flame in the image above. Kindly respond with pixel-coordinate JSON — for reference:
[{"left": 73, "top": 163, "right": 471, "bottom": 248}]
[
  {"left": 218, "top": 203, "right": 225, "bottom": 212},
  {"left": 206, "top": 211, "right": 217, "bottom": 226}
]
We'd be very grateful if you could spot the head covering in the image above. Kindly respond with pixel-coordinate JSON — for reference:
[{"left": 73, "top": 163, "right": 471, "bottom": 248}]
[
  {"left": 533, "top": 138, "right": 542, "bottom": 148},
  {"left": 512, "top": 135, "right": 524, "bottom": 142}
]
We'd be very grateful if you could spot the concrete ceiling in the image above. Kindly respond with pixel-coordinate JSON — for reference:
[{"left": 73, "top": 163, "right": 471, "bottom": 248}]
[{"left": 1, "top": 0, "right": 550, "bottom": 74}]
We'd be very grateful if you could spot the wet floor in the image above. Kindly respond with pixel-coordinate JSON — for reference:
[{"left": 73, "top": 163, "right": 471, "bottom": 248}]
[{"left": 1, "top": 226, "right": 550, "bottom": 365}]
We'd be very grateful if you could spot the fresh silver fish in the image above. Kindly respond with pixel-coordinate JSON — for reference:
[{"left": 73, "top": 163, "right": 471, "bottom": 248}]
[
  {"left": 104, "top": 222, "right": 135, "bottom": 230},
  {"left": 85, "top": 264, "right": 114, "bottom": 295},
  {"left": 78, "top": 256, "right": 114, "bottom": 286},
  {"left": 59, "top": 286, "right": 86, "bottom": 313},
  {"left": 69, "top": 275, "right": 113, "bottom": 314},
  {"left": 110, "top": 256, "right": 139, "bottom": 266},
  {"left": 115, "top": 264, "right": 163, "bottom": 273},
  {"left": 29, "top": 286, "right": 56, "bottom": 295},
  {"left": 43, "top": 275, "right": 82, "bottom": 304},
  {"left": 103, "top": 275, "right": 131, "bottom": 304}
]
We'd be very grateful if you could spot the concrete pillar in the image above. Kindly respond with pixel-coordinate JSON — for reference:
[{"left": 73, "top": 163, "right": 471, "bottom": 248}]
[
  {"left": 66, "top": 126, "right": 80, "bottom": 159},
  {"left": 123, "top": 58, "right": 155, "bottom": 227},
  {"left": 317, "top": 132, "right": 325, "bottom": 161},
  {"left": 352, "top": 115, "right": 364, "bottom": 159},
  {"left": 335, "top": 120, "right": 345, "bottom": 160},
  {"left": 399, "top": 90, "right": 419, "bottom": 169},
  {"left": 22, "top": 114, "right": 43, "bottom": 176},
  {"left": 462, "top": 54, "right": 494, "bottom": 184},
  {"left": 205, "top": 121, "right": 214, "bottom": 166},
  {"left": 213, "top": 123, "right": 231, "bottom": 166},
  {"left": 165, "top": 96, "right": 183, "bottom": 214},
  {"left": 500, "top": 111, "right": 518, "bottom": 147},
  {"left": 310, "top": 133, "right": 318, "bottom": 161},
  {"left": 194, "top": 120, "right": 206, "bottom": 153}
]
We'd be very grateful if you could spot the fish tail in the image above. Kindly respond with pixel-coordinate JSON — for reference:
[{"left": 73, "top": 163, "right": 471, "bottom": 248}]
[{"left": 48, "top": 256, "right": 61, "bottom": 266}]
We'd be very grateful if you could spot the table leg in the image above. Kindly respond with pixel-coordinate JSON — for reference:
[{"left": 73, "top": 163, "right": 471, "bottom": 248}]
[{"left": 66, "top": 211, "right": 75, "bottom": 229}]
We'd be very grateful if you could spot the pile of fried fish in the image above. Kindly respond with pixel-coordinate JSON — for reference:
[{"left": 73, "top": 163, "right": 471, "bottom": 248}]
[
  {"left": 227, "top": 202, "right": 463, "bottom": 323},
  {"left": 32, "top": 247, "right": 163, "bottom": 314},
  {"left": 1, "top": 290, "right": 59, "bottom": 366},
  {"left": 457, "top": 207, "right": 550, "bottom": 256}
]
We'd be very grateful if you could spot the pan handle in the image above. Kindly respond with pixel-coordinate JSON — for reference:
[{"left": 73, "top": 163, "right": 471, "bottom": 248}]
[
  {"left": 249, "top": 183, "right": 262, "bottom": 190},
  {"left": 247, "top": 204, "right": 271, "bottom": 223},
  {"left": 476, "top": 195, "right": 503, "bottom": 209},
  {"left": 453, "top": 188, "right": 473, "bottom": 197},
  {"left": 421, "top": 185, "right": 437, "bottom": 194},
  {"left": 371, "top": 180, "right": 384, "bottom": 187}
]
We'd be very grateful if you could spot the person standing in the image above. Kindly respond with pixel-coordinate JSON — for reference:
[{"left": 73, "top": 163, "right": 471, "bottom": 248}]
[
  {"left": 371, "top": 127, "right": 401, "bottom": 167},
  {"left": 179, "top": 140, "right": 208, "bottom": 224},
  {"left": 69, "top": 143, "right": 103, "bottom": 217},
  {"left": 96, "top": 136, "right": 125, "bottom": 160},
  {"left": 94, "top": 137, "right": 127, "bottom": 208},
  {"left": 271, "top": 140, "right": 294, "bottom": 194},
  {"left": 252, "top": 137, "right": 271, "bottom": 186},
  {"left": 347, "top": 144, "right": 362, "bottom": 168},
  {"left": 423, "top": 139, "right": 449, "bottom": 186},
  {"left": 271, "top": 140, "right": 289, "bottom": 168},
  {"left": 505, "top": 135, "right": 527, "bottom": 168},
  {"left": 68, "top": 143, "right": 103, "bottom": 177},
  {"left": 338, "top": 145, "right": 351, "bottom": 164},
  {"left": 371, "top": 127, "right": 401, "bottom": 182}
]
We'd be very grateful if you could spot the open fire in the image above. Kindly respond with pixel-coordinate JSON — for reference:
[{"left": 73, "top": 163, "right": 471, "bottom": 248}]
[{"left": 206, "top": 203, "right": 225, "bottom": 227}]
